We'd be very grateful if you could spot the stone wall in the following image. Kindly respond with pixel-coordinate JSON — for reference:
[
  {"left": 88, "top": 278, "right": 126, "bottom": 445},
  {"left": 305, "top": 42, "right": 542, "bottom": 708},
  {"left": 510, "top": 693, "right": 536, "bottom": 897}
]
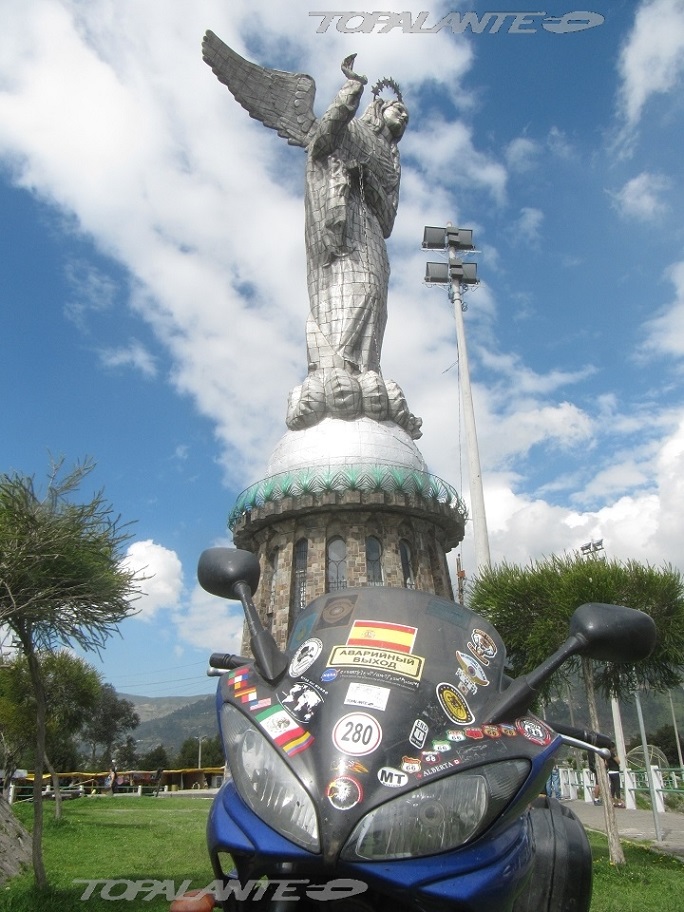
[{"left": 233, "top": 490, "right": 462, "bottom": 651}]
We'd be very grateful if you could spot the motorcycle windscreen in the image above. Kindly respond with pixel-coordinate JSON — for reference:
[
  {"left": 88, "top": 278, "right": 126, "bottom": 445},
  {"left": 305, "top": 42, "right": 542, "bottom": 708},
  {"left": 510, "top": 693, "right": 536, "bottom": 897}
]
[{"left": 219, "top": 588, "right": 552, "bottom": 859}]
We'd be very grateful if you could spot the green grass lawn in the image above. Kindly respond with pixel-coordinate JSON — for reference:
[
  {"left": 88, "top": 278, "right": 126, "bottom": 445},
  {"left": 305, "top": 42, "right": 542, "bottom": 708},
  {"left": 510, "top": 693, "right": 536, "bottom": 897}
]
[
  {"left": 2, "top": 797, "right": 682, "bottom": 911},
  {"left": 2, "top": 797, "right": 214, "bottom": 911},
  {"left": 588, "top": 832, "right": 683, "bottom": 912}
]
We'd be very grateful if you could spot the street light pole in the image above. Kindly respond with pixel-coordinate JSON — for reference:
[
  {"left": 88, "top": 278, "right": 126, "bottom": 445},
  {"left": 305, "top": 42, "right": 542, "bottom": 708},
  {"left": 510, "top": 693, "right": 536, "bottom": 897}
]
[
  {"left": 635, "top": 689, "right": 664, "bottom": 841},
  {"left": 423, "top": 224, "right": 490, "bottom": 571},
  {"left": 669, "top": 691, "right": 684, "bottom": 769},
  {"left": 447, "top": 246, "right": 490, "bottom": 571}
]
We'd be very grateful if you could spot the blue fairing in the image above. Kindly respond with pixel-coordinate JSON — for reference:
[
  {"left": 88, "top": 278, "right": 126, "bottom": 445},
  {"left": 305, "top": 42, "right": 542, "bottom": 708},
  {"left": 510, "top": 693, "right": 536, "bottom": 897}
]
[
  {"left": 207, "top": 779, "right": 319, "bottom": 862},
  {"left": 207, "top": 777, "right": 535, "bottom": 911}
]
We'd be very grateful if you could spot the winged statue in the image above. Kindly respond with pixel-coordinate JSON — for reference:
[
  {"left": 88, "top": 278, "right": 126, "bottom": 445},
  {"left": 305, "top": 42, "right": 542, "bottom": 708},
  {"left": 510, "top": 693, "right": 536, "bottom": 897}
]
[{"left": 202, "top": 31, "right": 421, "bottom": 438}]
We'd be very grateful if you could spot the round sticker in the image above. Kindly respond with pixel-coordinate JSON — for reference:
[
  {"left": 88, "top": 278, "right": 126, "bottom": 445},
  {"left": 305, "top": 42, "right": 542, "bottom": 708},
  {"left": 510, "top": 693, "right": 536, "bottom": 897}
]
[
  {"left": 288, "top": 638, "right": 323, "bottom": 677},
  {"left": 516, "top": 717, "right": 553, "bottom": 746},
  {"left": 468, "top": 628, "right": 497, "bottom": 666},
  {"left": 436, "top": 682, "right": 475, "bottom": 726},
  {"left": 377, "top": 767, "right": 409, "bottom": 788},
  {"left": 327, "top": 775, "right": 363, "bottom": 810},
  {"left": 456, "top": 651, "right": 489, "bottom": 686},
  {"left": 332, "top": 712, "right": 383, "bottom": 756},
  {"left": 322, "top": 597, "right": 355, "bottom": 626}
]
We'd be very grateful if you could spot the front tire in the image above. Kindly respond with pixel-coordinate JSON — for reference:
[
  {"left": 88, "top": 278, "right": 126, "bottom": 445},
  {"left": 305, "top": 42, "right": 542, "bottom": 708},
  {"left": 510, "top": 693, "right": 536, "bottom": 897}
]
[{"left": 512, "top": 797, "right": 592, "bottom": 912}]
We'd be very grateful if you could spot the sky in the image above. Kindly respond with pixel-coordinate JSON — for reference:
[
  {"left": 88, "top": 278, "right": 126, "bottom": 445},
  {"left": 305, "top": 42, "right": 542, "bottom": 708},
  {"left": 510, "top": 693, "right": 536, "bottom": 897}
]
[{"left": 2, "top": 0, "right": 684, "bottom": 697}]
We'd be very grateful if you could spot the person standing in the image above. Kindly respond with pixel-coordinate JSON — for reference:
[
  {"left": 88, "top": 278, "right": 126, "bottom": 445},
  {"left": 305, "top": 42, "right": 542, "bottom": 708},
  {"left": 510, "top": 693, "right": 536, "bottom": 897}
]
[{"left": 607, "top": 745, "right": 624, "bottom": 807}]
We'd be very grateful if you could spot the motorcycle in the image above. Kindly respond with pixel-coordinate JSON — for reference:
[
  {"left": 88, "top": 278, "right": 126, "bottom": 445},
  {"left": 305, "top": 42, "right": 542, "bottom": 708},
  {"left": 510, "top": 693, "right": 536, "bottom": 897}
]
[{"left": 195, "top": 547, "right": 656, "bottom": 912}]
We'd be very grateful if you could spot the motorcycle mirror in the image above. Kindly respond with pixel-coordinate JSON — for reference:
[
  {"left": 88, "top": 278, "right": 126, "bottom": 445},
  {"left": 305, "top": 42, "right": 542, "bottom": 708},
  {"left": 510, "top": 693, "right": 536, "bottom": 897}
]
[
  {"left": 197, "top": 547, "right": 261, "bottom": 600},
  {"left": 484, "top": 602, "right": 657, "bottom": 724},
  {"left": 197, "top": 547, "right": 288, "bottom": 684},
  {"left": 569, "top": 602, "right": 657, "bottom": 663}
]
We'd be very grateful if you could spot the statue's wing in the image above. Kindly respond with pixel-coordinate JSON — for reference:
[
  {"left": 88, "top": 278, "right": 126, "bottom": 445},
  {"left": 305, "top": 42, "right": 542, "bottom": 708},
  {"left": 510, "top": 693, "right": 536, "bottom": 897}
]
[{"left": 202, "top": 30, "right": 316, "bottom": 148}]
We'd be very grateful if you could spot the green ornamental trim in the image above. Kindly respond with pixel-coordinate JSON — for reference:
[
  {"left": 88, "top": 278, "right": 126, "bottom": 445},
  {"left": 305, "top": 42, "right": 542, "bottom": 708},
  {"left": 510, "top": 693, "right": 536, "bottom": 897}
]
[{"left": 228, "top": 464, "right": 467, "bottom": 530}]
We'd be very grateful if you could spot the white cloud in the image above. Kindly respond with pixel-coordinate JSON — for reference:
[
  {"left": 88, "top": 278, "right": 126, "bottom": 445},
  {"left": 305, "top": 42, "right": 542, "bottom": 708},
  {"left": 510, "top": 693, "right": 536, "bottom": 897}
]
[
  {"left": 547, "top": 126, "right": 575, "bottom": 160},
  {"left": 512, "top": 207, "right": 544, "bottom": 246},
  {"left": 64, "top": 260, "right": 119, "bottom": 328},
  {"left": 402, "top": 118, "right": 508, "bottom": 204},
  {"left": 505, "top": 137, "right": 539, "bottom": 173},
  {"left": 611, "top": 171, "right": 671, "bottom": 220},
  {"left": 640, "top": 261, "right": 684, "bottom": 358},
  {"left": 172, "top": 584, "right": 245, "bottom": 655},
  {"left": 123, "top": 540, "right": 183, "bottom": 621},
  {"left": 617, "top": 0, "right": 684, "bottom": 129},
  {"left": 99, "top": 340, "right": 157, "bottom": 377}
]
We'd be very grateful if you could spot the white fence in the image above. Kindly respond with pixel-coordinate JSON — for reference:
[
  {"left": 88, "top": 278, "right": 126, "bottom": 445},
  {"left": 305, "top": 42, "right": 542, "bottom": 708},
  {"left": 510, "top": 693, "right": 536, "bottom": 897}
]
[{"left": 568, "top": 765, "right": 684, "bottom": 811}]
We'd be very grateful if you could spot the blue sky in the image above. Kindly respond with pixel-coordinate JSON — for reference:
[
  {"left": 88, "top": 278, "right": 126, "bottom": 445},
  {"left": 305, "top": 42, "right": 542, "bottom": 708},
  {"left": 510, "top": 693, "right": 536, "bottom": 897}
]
[{"left": 2, "top": 0, "right": 684, "bottom": 697}]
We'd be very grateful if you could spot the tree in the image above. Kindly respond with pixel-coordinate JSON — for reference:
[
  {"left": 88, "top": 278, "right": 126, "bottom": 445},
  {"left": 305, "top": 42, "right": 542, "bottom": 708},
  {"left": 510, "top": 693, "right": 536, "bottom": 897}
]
[
  {"left": 0, "top": 459, "right": 141, "bottom": 888},
  {"left": 0, "top": 651, "right": 101, "bottom": 817},
  {"left": 175, "top": 735, "right": 224, "bottom": 769},
  {"left": 114, "top": 735, "right": 141, "bottom": 769},
  {"left": 0, "top": 797, "right": 31, "bottom": 885},
  {"left": 140, "top": 744, "right": 171, "bottom": 770},
  {"left": 0, "top": 657, "right": 32, "bottom": 792},
  {"left": 469, "top": 553, "right": 684, "bottom": 865},
  {"left": 82, "top": 683, "right": 140, "bottom": 768}
]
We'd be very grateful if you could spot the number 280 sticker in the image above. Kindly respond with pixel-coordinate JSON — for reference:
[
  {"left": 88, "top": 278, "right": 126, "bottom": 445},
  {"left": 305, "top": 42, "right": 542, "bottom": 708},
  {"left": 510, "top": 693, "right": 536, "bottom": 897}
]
[{"left": 332, "top": 712, "right": 383, "bottom": 756}]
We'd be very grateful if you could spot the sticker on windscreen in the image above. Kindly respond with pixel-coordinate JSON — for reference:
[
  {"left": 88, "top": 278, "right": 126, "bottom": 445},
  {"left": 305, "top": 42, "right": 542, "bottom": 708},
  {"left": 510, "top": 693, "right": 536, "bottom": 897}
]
[
  {"left": 332, "top": 712, "right": 383, "bottom": 756},
  {"left": 288, "top": 638, "right": 323, "bottom": 677}
]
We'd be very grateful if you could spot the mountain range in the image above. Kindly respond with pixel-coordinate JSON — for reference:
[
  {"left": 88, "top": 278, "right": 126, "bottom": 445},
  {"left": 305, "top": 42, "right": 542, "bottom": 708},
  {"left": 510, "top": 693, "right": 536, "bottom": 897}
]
[{"left": 122, "top": 693, "right": 217, "bottom": 756}]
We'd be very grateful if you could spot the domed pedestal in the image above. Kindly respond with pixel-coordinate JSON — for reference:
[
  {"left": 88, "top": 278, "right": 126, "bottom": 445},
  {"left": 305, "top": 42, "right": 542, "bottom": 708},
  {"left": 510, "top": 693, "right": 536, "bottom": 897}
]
[{"left": 229, "top": 417, "right": 466, "bottom": 651}]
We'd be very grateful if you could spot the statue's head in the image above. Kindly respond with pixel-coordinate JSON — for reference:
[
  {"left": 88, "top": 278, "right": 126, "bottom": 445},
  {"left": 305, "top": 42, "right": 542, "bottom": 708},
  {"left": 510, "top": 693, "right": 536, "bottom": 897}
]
[
  {"left": 382, "top": 101, "right": 409, "bottom": 139},
  {"left": 361, "top": 97, "right": 409, "bottom": 141}
]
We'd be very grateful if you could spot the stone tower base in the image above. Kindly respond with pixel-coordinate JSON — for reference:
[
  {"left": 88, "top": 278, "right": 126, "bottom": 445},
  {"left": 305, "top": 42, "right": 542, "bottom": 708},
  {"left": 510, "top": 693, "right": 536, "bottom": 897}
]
[{"left": 232, "top": 485, "right": 464, "bottom": 651}]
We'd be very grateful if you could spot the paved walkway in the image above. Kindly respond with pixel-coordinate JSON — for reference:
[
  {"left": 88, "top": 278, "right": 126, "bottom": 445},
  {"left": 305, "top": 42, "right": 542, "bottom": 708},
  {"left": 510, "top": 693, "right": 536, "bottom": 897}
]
[{"left": 567, "top": 799, "right": 684, "bottom": 860}]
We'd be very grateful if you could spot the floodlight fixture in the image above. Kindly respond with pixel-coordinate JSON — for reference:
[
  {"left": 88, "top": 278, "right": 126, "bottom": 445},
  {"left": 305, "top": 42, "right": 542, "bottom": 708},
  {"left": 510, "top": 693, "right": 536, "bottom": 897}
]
[
  {"left": 455, "top": 261, "right": 478, "bottom": 284},
  {"left": 424, "top": 260, "right": 478, "bottom": 285},
  {"left": 580, "top": 539, "right": 605, "bottom": 558},
  {"left": 422, "top": 225, "right": 475, "bottom": 252},
  {"left": 424, "top": 261, "right": 450, "bottom": 283}
]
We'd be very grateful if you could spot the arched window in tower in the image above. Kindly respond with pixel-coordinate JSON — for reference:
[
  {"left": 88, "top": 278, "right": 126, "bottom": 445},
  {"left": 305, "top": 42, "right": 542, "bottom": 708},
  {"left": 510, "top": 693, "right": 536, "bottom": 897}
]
[
  {"left": 365, "top": 536, "right": 383, "bottom": 586},
  {"left": 267, "top": 547, "right": 279, "bottom": 629},
  {"left": 293, "top": 538, "right": 308, "bottom": 612},
  {"left": 327, "top": 536, "right": 347, "bottom": 592},
  {"left": 399, "top": 540, "right": 415, "bottom": 590}
]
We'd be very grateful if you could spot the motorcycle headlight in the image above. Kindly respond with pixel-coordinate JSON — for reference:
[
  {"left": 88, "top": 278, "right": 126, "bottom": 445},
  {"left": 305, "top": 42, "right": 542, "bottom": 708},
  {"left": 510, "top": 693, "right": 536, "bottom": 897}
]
[
  {"left": 341, "top": 759, "right": 530, "bottom": 861},
  {"left": 221, "top": 705, "right": 320, "bottom": 852}
]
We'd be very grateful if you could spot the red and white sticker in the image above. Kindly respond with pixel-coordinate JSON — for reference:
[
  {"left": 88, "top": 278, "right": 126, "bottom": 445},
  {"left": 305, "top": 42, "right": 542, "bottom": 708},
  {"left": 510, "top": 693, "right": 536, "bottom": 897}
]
[{"left": 332, "top": 712, "right": 383, "bottom": 756}]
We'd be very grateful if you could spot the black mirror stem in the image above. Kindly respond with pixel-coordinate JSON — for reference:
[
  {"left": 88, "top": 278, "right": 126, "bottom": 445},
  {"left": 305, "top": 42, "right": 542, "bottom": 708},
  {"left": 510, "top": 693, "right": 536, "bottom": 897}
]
[
  {"left": 482, "top": 634, "right": 583, "bottom": 724},
  {"left": 234, "top": 580, "right": 289, "bottom": 684}
]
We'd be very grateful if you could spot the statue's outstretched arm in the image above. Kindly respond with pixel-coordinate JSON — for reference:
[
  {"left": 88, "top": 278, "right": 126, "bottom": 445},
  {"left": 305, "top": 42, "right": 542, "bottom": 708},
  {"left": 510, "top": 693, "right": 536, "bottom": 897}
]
[
  {"left": 202, "top": 31, "right": 317, "bottom": 148},
  {"left": 309, "top": 55, "right": 367, "bottom": 161}
]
